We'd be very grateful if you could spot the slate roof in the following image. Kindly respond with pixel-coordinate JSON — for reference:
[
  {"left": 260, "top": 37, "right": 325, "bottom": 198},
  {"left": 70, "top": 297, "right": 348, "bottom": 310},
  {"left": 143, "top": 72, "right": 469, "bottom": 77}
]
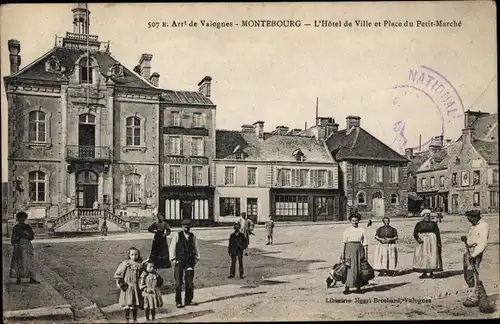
[
  {"left": 407, "top": 154, "right": 429, "bottom": 174},
  {"left": 472, "top": 140, "right": 498, "bottom": 164},
  {"left": 456, "top": 113, "right": 498, "bottom": 141},
  {"left": 6, "top": 46, "right": 214, "bottom": 106},
  {"left": 215, "top": 130, "right": 333, "bottom": 163},
  {"left": 325, "top": 127, "right": 408, "bottom": 163}
]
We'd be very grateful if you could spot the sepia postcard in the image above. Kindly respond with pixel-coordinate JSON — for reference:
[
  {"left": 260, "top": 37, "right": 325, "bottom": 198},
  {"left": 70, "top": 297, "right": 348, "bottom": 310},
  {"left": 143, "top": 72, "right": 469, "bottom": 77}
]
[{"left": 1, "top": 1, "right": 498, "bottom": 322}]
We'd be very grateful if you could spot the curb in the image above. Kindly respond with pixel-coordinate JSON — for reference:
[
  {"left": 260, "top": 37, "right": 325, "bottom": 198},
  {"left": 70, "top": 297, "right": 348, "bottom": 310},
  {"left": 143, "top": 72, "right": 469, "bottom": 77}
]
[{"left": 3, "top": 304, "right": 74, "bottom": 322}]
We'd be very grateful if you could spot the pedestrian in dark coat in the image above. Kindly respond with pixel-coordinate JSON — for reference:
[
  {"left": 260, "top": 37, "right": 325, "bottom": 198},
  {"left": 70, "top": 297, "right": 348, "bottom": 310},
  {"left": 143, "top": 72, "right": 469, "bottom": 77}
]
[
  {"left": 10, "top": 211, "right": 40, "bottom": 284},
  {"left": 228, "top": 223, "right": 247, "bottom": 279},
  {"left": 148, "top": 214, "right": 172, "bottom": 272}
]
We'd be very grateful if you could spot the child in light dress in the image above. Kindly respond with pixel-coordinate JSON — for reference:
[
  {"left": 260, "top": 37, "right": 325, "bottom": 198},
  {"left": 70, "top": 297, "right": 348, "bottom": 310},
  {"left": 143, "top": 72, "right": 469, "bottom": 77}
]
[
  {"left": 139, "top": 262, "right": 164, "bottom": 321},
  {"left": 114, "top": 247, "right": 144, "bottom": 323}
]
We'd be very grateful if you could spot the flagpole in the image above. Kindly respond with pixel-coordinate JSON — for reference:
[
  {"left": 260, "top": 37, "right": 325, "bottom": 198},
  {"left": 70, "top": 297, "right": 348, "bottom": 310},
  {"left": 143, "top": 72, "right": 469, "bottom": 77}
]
[{"left": 86, "top": 3, "right": 90, "bottom": 109}]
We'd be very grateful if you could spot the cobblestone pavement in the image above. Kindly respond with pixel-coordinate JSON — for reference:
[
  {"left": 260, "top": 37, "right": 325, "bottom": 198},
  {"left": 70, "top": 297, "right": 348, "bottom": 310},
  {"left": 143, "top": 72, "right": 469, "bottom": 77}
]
[{"left": 2, "top": 216, "right": 499, "bottom": 321}]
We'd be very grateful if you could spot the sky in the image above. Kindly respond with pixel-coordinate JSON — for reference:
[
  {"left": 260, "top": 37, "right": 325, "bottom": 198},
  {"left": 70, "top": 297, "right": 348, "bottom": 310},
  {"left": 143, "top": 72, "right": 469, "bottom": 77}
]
[{"left": 1, "top": 2, "right": 497, "bottom": 181}]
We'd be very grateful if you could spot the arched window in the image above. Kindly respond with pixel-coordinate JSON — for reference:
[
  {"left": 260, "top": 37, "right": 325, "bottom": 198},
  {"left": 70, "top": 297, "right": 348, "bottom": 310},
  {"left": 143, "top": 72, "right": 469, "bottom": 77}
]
[
  {"left": 372, "top": 191, "right": 383, "bottom": 199},
  {"left": 125, "top": 173, "right": 142, "bottom": 203},
  {"left": 28, "top": 171, "right": 46, "bottom": 202},
  {"left": 28, "top": 111, "right": 46, "bottom": 142},
  {"left": 391, "top": 193, "right": 399, "bottom": 204},
  {"left": 126, "top": 117, "right": 141, "bottom": 146},
  {"left": 79, "top": 58, "right": 93, "bottom": 84},
  {"left": 357, "top": 191, "right": 366, "bottom": 205}
]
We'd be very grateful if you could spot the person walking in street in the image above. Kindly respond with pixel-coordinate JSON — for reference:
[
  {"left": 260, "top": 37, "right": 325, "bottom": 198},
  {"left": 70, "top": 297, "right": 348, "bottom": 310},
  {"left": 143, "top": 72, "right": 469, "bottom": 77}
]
[
  {"left": 228, "top": 222, "right": 246, "bottom": 279},
  {"left": 462, "top": 210, "right": 490, "bottom": 307},
  {"left": 239, "top": 212, "right": 254, "bottom": 256},
  {"left": 101, "top": 218, "right": 108, "bottom": 237},
  {"left": 9, "top": 211, "right": 40, "bottom": 285},
  {"left": 169, "top": 219, "right": 200, "bottom": 309},
  {"left": 373, "top": 216, "right": 399, "bottom": 276},
  {"left": 139, "top": 261, "right": 164, "bottom": 321},
  {"left": 113, "top": 247, "right": 144, "bottom": 323},
  {"left": 412, "top": 209, "right": 443, "bottom": 279},
  {"left": 265, "top": 215, "right": 275, "bottom": 245},
  {"left": 341, "top": 213, "right": 369, "bottom": 294},
  {"left": 148, "top": 213, "right": 172, "bottom": 277},
  {"left": 437, "top": 206, "right": 444, "bottom": 223}
]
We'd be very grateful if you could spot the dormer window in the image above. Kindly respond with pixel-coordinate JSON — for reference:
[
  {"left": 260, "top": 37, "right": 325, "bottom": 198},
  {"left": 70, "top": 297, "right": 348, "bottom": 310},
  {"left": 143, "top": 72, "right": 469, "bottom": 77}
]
[
  {"left": 233, "top": 145, "right": 245, "bottom": 160},
  {"left": 236, "top": 152, "right": 243, "bottom": 160},
  {"left": 292, "top": 149, "right": 306, "bottom": 162},
  {"left": 80, "top": 60, "right": 93, "bottom": 84},
  {"left": 455, "top": 157, "right": 461, "bottom": 165}
]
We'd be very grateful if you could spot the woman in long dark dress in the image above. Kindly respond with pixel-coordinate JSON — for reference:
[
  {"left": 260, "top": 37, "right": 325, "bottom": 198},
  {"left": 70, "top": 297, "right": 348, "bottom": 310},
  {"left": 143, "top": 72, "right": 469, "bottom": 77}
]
[
  {"left": 413, "top": 209, "right": 443, "bottom": 279},
  {"left": 148, "top": 213, "right": 172, "bottom": 274},
  {"left": 341, "top": 214, "right": 369, "bottom": 294},
  {"left": 10, "top": 211, "right": 40, "bottom": 284}
]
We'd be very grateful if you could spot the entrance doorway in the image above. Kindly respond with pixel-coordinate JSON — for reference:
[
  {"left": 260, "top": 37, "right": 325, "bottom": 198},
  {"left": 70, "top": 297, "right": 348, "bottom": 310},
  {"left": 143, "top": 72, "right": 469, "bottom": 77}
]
[
  {"left": 372, "top": 192, "right": 385, "bottom": 217},
  {"left": 79, "top": 114, "right": 96, "bottom": 158},
  {"left": 451, "top": 195, "right": 459, "bottom": 214},
  {"left": 76, "top": 170, "right": 98, "bottom": 208},
  {"left": 247, "top": 198, "right": 258, "bottom": 223},
  {"left": 181, "top": 201, "right": 193, "bottom": 220}
]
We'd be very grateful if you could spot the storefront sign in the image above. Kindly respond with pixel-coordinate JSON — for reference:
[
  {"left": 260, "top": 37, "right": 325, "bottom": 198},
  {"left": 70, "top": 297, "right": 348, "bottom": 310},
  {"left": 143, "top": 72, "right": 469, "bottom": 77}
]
[
  {"left": 80, "top": 217, "right": 99, "bottom": 231},
  {"left": 162, "top": 190, "right": 212, "bottom": 199},
  {"left": 165, "top": 157, "right": 208, "bottom": 164}
]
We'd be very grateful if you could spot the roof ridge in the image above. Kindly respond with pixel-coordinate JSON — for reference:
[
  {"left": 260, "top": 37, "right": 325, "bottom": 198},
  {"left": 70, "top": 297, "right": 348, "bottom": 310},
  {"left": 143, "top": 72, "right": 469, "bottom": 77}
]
[{"left": 359, "top": 127, "right": 407, "bottom": 161}]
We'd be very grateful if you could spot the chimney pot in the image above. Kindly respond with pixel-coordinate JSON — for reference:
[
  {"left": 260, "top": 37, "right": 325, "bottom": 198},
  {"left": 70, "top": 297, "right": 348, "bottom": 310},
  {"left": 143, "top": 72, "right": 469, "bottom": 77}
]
[
  {"left": 198, "top": 76, "right": 212, "bottom": 97},
  {"left": 139, "top": 53, "right": 153, "bottom": 80},
  {"left": 8, "top": 39, "right": 21, "bottom": 73},
  {"left": 405, "top": 148, "right": 414, "bottom": 159},
  {"left": 150, "top": 72, "right": 160, "bottom": 87},
  {"left": 241, "top": 124, "right": 254, "bottom": 132},
  {"left": 253, "top": 121, "right": 264, "bottom": 139},
  {"left": 346, "top": 116, "right": 361, "bottom": 129}
]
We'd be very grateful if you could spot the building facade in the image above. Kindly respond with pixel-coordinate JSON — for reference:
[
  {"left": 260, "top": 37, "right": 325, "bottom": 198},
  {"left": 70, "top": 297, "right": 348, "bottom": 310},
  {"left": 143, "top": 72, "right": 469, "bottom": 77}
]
[
  {"left": 214, "top": 121, "right": 340, "bottom": 224},
  {"left": 159, "top": 79, "right": 217, "bottom": 226},
  {"left": 326, "top": 116, "right": 409, "bottom": 218},
  {"left": 4, "top": 5, "right": 214, "bottom": 233}
]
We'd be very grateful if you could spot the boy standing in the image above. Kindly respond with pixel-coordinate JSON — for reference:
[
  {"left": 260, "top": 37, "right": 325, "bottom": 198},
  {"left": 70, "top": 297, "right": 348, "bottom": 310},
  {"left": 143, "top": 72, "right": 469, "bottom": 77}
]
[
  {"left": 265, "top": 215, "right": 274, "bottom": 245},
  {"left": 228, "top": 223, "right": 246, "bottom": 279}
]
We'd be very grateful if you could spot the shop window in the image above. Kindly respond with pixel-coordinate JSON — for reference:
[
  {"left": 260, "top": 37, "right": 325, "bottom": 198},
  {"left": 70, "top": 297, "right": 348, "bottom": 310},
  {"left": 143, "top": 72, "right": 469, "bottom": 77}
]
[{"left": 220, "top": 197, "right": 240, "bottom": 216}]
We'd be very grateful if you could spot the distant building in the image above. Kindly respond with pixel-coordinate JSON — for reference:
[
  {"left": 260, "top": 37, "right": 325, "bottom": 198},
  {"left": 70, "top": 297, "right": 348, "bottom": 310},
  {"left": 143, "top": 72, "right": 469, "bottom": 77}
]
[
  {"left": 325, "top": 116, "right": 410, "bottom": 218},
  {"left": 214, "top": 121, "right": 340, "bottom": 224}
]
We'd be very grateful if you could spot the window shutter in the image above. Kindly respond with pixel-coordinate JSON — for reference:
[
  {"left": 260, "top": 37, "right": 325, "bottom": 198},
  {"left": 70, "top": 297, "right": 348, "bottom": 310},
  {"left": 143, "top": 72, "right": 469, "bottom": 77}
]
[
  {"left": 487, "top": 169, "right": 493, "bottom": 184},
  {"left": 201, "top": 138, "right": 205, "bottom": 156},
  {"left": 180, "top": 165, "right": 187, "bottom": 186},
  {"left": 164, "top": 164, "right": 170, "bottom": 185},
  {"left": 47, "top": 112, "right": 52, "bottom": 143},
  {"left": 328, "top": 170, "right": 333, "bottom": 187},
  {"left": 165, "top": 136, "right": 170, "bottom": 155},
  {"left": 179, "top": 136, "right": 184, "bottom": 156},
  {"left": 187, "top": 166, "right": 192, "bottom": 186},
  {"left": 219, "top": 198, "right": 225, "bottom": 217},
  {"left": 275, "top": 168, "right": 281, "bottom": 186},
  {"left": 184, "top": 137, "right": 191, "bottom": 157},
  {"left": 141, "top": 173, "right": 146, "bottom": 202},
  {"left": 202, "top": 113, "right": 207, "bottom": 128},
  {"left": 120, "top": 176, "right": 126, "bottom": 203},
  {"left": 202, "top": 166, "right": 208, "bottom": 186},
  {"left": 236, "top": 198, "right": 241, "bottom": 216},
  {"left": 190, "top": 113, "right": 194, "bottom": 128}
]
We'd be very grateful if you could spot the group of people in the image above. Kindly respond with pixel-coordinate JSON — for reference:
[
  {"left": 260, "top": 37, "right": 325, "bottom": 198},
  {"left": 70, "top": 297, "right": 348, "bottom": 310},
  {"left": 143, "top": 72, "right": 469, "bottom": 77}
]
[{"left": 336, "top": 208, "right": 490, "bottom": 307}]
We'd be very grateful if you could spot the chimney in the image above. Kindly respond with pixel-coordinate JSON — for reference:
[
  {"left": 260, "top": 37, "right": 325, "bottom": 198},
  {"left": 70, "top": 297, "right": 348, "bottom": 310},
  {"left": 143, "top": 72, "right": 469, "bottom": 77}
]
[
  {"left": 8, "top": 39, "right": 21, "bottom": 73},
  {"left": 253, "top": 121, "right": 264, "bottom": 139},
  {"left": 150, "top": 72, "right": 160, "bottom": 87},
  {"left": 464, "top": 110, "right": 490, "bottom": 128},
  {"left": 462, "top": 127, "right": 474, "bottom": 144},
  {"left": 346, "top": 116, "right": 361, "bottom": 130},
  {"left": 241, "top": 124, "right": 254, "bottom": 133},
  {"left": 198, "top": 76, "right": 212, "bottom": 97},
  {"left": 430, "top": 135, "right": 444, "bottom": 148},
  {"left": 274, "top": 125, "right": 290, "bottom": 136},
  {"left": 139, "top": 53, "right": 153, "bottom": 80},
  {"left": 405, "top": 148, "right": 414, "bottom": 159}
]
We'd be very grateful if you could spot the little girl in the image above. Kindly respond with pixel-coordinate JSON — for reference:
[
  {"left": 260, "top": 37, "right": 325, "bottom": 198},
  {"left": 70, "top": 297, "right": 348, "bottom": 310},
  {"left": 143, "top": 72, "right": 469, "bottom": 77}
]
[
  {"left": 114, "top": 247, "right": 144, "bottom": 323},
  {"left": 139, "top": 262, "right": 164, "bottom": 321}
]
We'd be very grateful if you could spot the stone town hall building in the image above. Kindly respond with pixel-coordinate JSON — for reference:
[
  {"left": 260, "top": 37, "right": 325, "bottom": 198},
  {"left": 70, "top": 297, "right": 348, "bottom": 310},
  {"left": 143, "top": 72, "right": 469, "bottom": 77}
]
[{"left": 5, "top": 4, "right": 216, "bottom": 233}]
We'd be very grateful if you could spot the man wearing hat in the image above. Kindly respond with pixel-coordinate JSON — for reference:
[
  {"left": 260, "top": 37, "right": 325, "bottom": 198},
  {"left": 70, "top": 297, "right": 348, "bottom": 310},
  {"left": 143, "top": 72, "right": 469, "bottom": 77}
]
[
  {"left": 169, "top": 219, "right": 200, "bottom": 308},
  {"left": 461, "top": 210, "right": 489, "bottom": 307},
  {"left": 228, "top": 222, "right": 247, "bottom": 279}
]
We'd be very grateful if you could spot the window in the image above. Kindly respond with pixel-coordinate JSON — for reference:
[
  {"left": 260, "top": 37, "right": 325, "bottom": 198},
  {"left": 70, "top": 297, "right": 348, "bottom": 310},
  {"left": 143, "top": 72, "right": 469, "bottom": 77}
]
[
  {"left": 79, "top": 59, "right": 93, "bottom": 84},
  {"left": 473, "top": 192, "right": 480, "bottom": 207},
  {"left": 275, "top": 195, "right": 309, "bottom": 216},
  {"left": 125, "top": 173, "right": 142, "bottom": 203},
  {"left": 192, "top": 166, "right": 203, "bottom": 185},
  {"left": 356, "top": 165, "right": 367, "bottom": 182},
  {"left": 126, "top": 117, "right": 141, "bottom": 146},
  {"left": 235, "top": 152, "right": 243, "bottom": 160},
  {"left": 389, "top": 166, "right": 399, "bottom": 183},
  {"left": 314, "top": 197, "right": 330, "bottom": 216},
  {"left": 390, "top": 193, "right": 399, "bottom": 204},
  {"left": 310, "top": 170, "right": 318, "bottom": 187},
  {"left": 28, "top": 111, "right": 46, "bottom": 142},
  {"left": 225, "top": 167, "right": 235, "bottom": 185},
  {"left": 430, "top": 177, "right": 435, "bottom": 188},
  {"left": 247, "top": 167, "right": 257, "bottom": 186},
  {"left": 357, "top": 191, "right": 366, "bottom": 204},
  {"left": 192, "top": 113, "right": 203, "bottom": 128},
  {"left": 282, "top": 169, "right": 292, "bottom": 186},
  {"left": 493, "top": 170, "right": 499, "bottom": 184},
  {"left": 452, "top": 173, "right": 458, "bottom": 186},
  {"left": 421, "top": 178, "right": 427, "bottom": 188},
  {"left": 318, "top": 170, "right": 327, "bottom": 187},
  {"left": 191, "top": 137, "right": 204, "bottom": 156},
  {"left": 28, "top": 171, "right": 46, "bottom": 202},
  {"left": 170, "top": 112, "right": 181, "bottom": 127},
  {"left": 473, "top": 170, "right": 480, "bottom": 185},
  {"left": 490, "top": 191, "right": 499, "bottom": 209},
  {"left": 373, "top": 166, "right": 383, "bottom": 183},
  {"left": 168, "top": 136, "right": 181, "bottom": 155},
  {"left": 291, "top": 169, "right": 300, "bottom": 186},
  {"left": 169, "top": 166, "right": 181, "bottom": 185},
  {"left": 440, "top": 176, "right": 445, "bottom": 187},
  {"left": 220, "top": 197, "right": 240, "bottom": 216},
  {"left": 299, "top": 170, "right": 308, "bottom": 186}
]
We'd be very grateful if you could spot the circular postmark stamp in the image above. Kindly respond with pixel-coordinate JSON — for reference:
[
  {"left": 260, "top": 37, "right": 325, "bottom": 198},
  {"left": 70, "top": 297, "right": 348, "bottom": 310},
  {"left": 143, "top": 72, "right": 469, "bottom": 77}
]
[{"left": 390, "top": 65, "right": 465, "bottom": 153}]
